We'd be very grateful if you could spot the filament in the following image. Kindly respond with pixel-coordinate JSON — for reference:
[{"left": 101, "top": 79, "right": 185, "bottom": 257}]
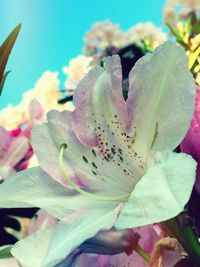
[{"left": 59, "top": 143, "right": 130, "bottom": 201}]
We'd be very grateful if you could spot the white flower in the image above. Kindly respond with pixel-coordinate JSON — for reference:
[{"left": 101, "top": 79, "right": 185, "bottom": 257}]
[{"left": 0, "top": 42, "right": 196, "bottom": 267}]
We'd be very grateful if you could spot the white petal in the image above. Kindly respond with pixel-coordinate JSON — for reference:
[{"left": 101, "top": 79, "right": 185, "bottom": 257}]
[
  {"left": 0, "top": 167, "right": 118, "bottom": 220},
  {"left": 11, "top": 228, "right": 52, "bottom": 267},
  {"left": 31, "top": 110, "right": 133, "bottom": 194},
  {"left": 115, "top": 152, "right": 196, "bottom": 228},
  {"left": 43, "top": 206, "right": 121, "bottom": 266},
  {"left": 11, "top": 206, "right": 121, "bottom": 267},
  {"left": 127, "top": 42, "right": 195, "bottom": 156}
]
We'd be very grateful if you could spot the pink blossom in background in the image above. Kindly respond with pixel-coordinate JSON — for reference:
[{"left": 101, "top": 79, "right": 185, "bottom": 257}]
[{"left": 181, "top": 88, "right": 200, "bottom": 192}]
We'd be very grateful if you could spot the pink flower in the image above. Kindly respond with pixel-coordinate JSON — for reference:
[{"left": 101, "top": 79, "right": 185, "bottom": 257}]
[
  {"left": 76, "top": 226, "right": 183, "bottom": 267},
  {"left": 0, "top": 99, "right": 46, "bottom": 180},
  {"left": 181, "top": 88, "right": 200, "bottom": 192},
  {"left": 0, "top": 126, "right": 30, "bottom": 180}
]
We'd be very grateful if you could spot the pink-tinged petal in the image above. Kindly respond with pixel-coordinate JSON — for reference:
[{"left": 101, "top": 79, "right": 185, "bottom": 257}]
[
  {"left": 77, "top": 226, "right": 182, "bottom": 267},
  {"left": 0, "top": 127, "right": 11, "bottom": 151},
  {"left": 14, "top": 146, "right": 34, "bottom": 172},
  {"left": 22, "top": 99, "right": 45, "bottom": 139},
  {"left": 0, "top": 125, "right": 33, "bottom": 175},
  {"left": 72, "top": 56, "right": 143, "bottom": 183},
  {"left": 0, "top": 166, "right": 119, "bottom": 220},
  {"left": 50, "top": 110, "right": 137, "bottom": 190},
  {"left": 2, "top": 135, "right": 29, "bottom": 167},
  {"left": 77, "top": 225, "right": 158, "bottom": 267},
  {"left": 0, "top": 126, "right": 30, "bottom": 176},
  {"left": 31, "top": 109, "right": 134, "bottom": 194},
  {"left": 0, "top": 258, "right": 19, "bottom": 267},
  {"left": 72, "top": 56, "right": 128, "bottom": 147},
  {"left": 11, "top": 205, "right": 121, "bottom": 267},
  {"left": 0, "top": 125, "right": 32, "bottom": 175},
  {"left": 73, "top": 56, "right": 128, "bottom": 149},
  {"left": 127, "top": 42, "right": 195, "bottom": 156},
  {"left": 73, "top": 66, "right": 103, "bottom": 107},
  {"left": 181, "top": 88, "right": 200, "bottom": 192},
  {"left": 29, "top": 99, "right": 45, "bottom": 123},
  {"left": 28, "top": 210, "right": 57, "bottom": 234},
  {"left": 43, "top": 205, "right": 122, "bottom": 266},
  {"left": 64, "top": 248, "right": 182, "bottom": 267},
  {"left": 72, "top": 67, "right": 104, "bottom": 146},
  {"left": 62, "top": 228, "right": 139, "bottom": 266}
]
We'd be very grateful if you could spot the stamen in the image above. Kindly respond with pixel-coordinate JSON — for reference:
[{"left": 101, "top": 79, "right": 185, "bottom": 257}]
[{"left": 59, "top": 143, "right": 130, "bottom": 202}]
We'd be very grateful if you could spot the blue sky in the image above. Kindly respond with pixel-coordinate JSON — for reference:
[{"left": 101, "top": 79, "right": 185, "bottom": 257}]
[{"left": 0, "top": 0, "right": 166, "bottom": 109}]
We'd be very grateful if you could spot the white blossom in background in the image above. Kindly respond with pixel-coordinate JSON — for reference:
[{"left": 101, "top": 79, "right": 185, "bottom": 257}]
[
  {"left": 63, "top": 55, "right": 92, "bottom": 90},
  {"left": 168, "top": 0, "right": 200, "bottom": 11},
  {"left": 22, "top": 71, "right": 71, "bottom": 112},
  {"left": 84, "top": 20, "right": 127, "bottom": 56},
  {"left": 126, "top": 22, "right": 167, "bottom": 49},
  {"left": 0, "top": 104, "right": 27, "bottom": 130},
  {"left": 164, "top": 0, "right": 200, "bottom": 20},
  {"left": 0, "top": 71, "right": 73, "bottom": 130}
]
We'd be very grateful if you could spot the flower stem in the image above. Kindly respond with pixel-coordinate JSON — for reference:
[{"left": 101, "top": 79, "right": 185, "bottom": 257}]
[{"left": 134, "top": 244, "right": 151, "bottom": 262}]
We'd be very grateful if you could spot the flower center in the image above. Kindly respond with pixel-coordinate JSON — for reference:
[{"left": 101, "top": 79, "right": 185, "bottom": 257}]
[{"left": 59, "top": 143, "right": 130, "bottom": 202}]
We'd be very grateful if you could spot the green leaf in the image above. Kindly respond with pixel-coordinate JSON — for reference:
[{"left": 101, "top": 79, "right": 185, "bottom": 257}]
[
  {"left": 0, "top": 246, "right": 13, "bottom": 259},
  {"left": 191, "top": 20, "right": 200, "bottom": 34},
  {"left": 0, "top": 70, "right": 11, "bottom": 95},
  {"left": 189, "top": 46, "right": 200, "bottom": 70},
  {"left": 167, "top": 22, "right": 183, "bottom": 41},
  {"left": 0, "top": 24, "right": 21, "bottom": 96},
  {"left": 184, "top": 15, "right": 192, "bottom": 43}
]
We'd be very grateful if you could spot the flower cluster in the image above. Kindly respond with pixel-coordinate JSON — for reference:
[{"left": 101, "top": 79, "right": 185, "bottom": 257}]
[{"left": 84, "top": 20, "right": 166, "bottom": 58}]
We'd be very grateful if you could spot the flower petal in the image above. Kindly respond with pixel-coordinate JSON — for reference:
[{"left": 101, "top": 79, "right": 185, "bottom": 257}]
[
  {"left": 72, "top": 55, "right": 127, "bottom": 147},
  {"left": 11, "top": 228, "right": 52, "bottom": 267},
  {"left": 181, "top": 88, "right": 200, "bottom": 192},
  {"left": 0, "top": 258, "right": 19, "bottom": 267},
  {"left": 115, "top": 152, "right": 196, "bottom": 228},
  {"left": 59, "top": 228, "right": 137, "bottom": 267},
  {"left": 43, "top": 206, "right": 121, "bottom": 266},
  {"left": 11, "top": 206, "right": 121, "bottom": 267},
  {"left": 65, "top": 224, "right": 159, "bottom": 267},
  {"left": 72, "top": 56, "right": 142, "bottom": 184},
  {"left": 127, "top": 42, "right": 195, "bottom": 156},
  {"left": 0, "top": 167, "right": 118, "bottom": 220},
  {"left": 5, "top": 136, "right": 29, "bottom": 167},
  {"left": 31, "top": 109, "right": 134, "bottom": 194},
  {"left": 72, "top": 66, "right": 104, "bottom": 146},
  {"left": 0, "top": 126, "right": 29, "bottom": 170}
]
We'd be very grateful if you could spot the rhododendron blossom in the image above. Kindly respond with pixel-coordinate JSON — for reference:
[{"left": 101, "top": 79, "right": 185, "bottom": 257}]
[
  {"left": 126, "top": 22, "right": 167, "bottom": 49},
  {"left": 0, "top": 126, "right": 30, "bottom": 180},
  {"left": 64, "top": 225, "right": 183, "bottom": 267},
  {"left": 181, "top": 88, "right": 200, "bottom": 192},
  {"left": 0, "top": 42, "right": 197, "bottom": 266}
]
